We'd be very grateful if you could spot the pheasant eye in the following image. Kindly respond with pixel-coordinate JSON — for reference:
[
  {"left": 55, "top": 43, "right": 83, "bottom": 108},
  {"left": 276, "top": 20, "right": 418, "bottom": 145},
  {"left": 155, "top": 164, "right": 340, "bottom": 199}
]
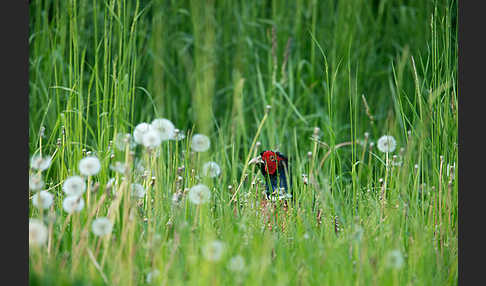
[{"left": 269, "top": 155, "right": 276, "bottom": 161}]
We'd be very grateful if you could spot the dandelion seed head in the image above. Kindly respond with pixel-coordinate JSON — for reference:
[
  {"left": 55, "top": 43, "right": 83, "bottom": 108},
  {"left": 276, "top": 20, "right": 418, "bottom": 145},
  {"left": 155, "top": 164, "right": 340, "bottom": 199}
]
[
  {"left": 46, "top": 213, "right": 57, "bottom": 224},
  {"left": 133, "top": 122, "right": 151, "bottom": 144},
  {"left": 392, "top": 157, "right": 403, "bottom": 167},
  {"left": 79, "top": 156, "right": 101, "bottom": 176},
  {"left": 228, "top": 255, "right": 246, "bottom": 272},
  {"left": 202, "top": 161, "right": 221, "bottom": 178},
  {"left": 352, "top": 226, "right": 364, "bottom": 242},
  {"left": 32, "top": 191, "right": 54, "bottom": 210},
  {"left": 62, "top": 196, "right": 85, "bottom": 213},
  {"left": 171, "top": 129, "right": 186, "bottom": 141},
  {"left": 191, "top": 134, "right": 210, "bottom": 152},
  {"left": 146, "top": 269, "right": 160, "bottom": 283},
  {"left": 29, "top": 173, "right": 44, "bottom": 191},
  {"left": 385, "top": 249, "right": 404, "bottom": 269},
  {"left": 30, "top": 155, "right": 52, "bottom": 171},
  {"left": 150, "top": 118, "right": 175, "bottom": 141},
  {"left": 202, "top": 240, "right": 225, "bottom": 262},
  {"left": 142, "top": 129, "right": 162, "bottom": 149},
  {"left": 92, "top": 217, "right": 113, "bottom": 237},
  {"left": 62, "top": 176, "right": 86, "bottom": 197},
  {"left": 29, "top": 219, "right": 48, "bottom": 247},
  {"left": 109, "top": 161, "right": 127, "bottom": 174},
  {"left": 114, "top": 133, "right": 135, "bottom": 151},
  {"left": 131, "top": 183, "right": 146, "bottom": 199},
  {"left": 377, "top": 135, "right": 397, "bottom": 153},
  {"left": 188, "top": 184, "right": 211, "bottom": 205}
]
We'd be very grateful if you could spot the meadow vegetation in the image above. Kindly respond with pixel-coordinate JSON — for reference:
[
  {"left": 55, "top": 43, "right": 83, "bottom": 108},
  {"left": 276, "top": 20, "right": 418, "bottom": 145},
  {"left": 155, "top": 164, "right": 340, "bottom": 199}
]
[{"left": 29, "top": 0, "right": 457, "bottom": 285}]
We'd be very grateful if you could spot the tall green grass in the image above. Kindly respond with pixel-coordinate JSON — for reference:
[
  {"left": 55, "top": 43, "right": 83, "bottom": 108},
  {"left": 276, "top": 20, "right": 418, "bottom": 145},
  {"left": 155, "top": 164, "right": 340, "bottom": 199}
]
[{"left": 29, "top": 0, "right": 457, "bottom": 285}]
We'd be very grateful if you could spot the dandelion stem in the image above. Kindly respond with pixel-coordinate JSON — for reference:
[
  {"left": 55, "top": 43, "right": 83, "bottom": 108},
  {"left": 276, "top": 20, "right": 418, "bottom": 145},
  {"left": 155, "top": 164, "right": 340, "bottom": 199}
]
[
  {"left": 438, "top": 156, "right": 444, "bottom": 256},
  {"left": 87, "top": 248, "right": 109, "bottom": 284},
  {"left": 100, "top": 234, "right": 111, "bottom": 268},
  {"left": 47, "top": 207, "right": 55, "bottom": 258},
  {"left": 72, "top": 194, "right": 107, "bottom": 268},
  {"left": 55, "top": 212, "right": 74, "bottom": 255},
  {"left": 381, "top": 152, "right": 390, "bottom": 219},
  {"left": 94, "top": 236, "right": 102, "bottom": 257},
  {"left": 87, "top": 176, "right": 92, "bottom": 207},
  {"left": 161, "top": 232, "right": 180, "bottom": 286}
]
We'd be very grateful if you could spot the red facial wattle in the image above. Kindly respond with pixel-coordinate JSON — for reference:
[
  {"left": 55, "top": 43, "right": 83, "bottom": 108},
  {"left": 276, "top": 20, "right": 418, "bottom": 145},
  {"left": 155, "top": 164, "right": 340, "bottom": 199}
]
[{"left": 262, "top": 150, "right": 279, "bottom": 175}]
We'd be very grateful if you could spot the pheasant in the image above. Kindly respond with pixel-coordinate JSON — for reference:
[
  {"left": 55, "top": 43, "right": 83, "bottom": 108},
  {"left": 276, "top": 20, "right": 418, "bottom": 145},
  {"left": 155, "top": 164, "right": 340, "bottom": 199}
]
[{"left": 248, "top": 150, "right": 292, "bottom": 200}]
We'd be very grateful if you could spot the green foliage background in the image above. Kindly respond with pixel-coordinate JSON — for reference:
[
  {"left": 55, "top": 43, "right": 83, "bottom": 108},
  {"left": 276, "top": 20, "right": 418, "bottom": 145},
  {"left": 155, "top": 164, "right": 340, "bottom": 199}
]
[{"left": 29, "top": 0, "right": 457, "bottom": 285}]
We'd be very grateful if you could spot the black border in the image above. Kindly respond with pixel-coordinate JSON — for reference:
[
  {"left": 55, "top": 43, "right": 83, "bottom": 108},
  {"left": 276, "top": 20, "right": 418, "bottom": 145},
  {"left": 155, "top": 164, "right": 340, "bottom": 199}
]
[
  {"left": 458, "top": 1, "right": 482, "bottom": 285},
  {"left": 2, "top": 1, "right": 29, "bottom": 285},
  {"left": 13, "top": 0, "right": 467, "bottom": 285}
]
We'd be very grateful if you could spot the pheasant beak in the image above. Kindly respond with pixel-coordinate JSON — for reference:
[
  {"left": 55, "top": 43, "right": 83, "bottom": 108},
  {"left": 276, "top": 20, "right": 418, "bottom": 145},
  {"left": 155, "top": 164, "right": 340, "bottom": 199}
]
[{"left": 248, "top": 155, "right": 263, "bottom": 166}]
